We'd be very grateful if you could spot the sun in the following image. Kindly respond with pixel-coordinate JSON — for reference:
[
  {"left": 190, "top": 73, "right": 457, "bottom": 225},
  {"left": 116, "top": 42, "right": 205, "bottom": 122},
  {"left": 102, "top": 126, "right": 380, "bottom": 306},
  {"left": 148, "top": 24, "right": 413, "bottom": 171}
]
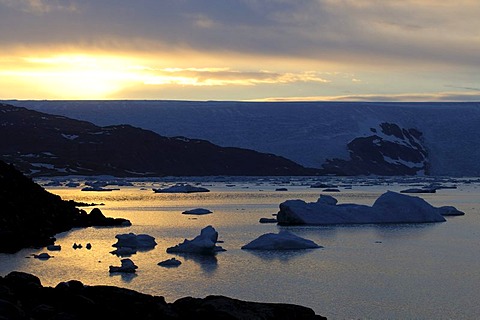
[{"left": 1, "top": 54, "right": 144, "bottom": 99}]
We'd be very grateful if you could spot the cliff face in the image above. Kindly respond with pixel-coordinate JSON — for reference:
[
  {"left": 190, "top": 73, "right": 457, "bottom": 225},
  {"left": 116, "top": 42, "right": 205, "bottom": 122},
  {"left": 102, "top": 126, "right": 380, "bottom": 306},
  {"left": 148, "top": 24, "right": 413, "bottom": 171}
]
[
  {"left": 321, "top": 123, "right": 429, "bottom": 176},
  {"left": 0, "top": 103, "right": 318, "bottom": 177},
  {"left": 0, "top": 160, "right": 129, "bottom": 253}
]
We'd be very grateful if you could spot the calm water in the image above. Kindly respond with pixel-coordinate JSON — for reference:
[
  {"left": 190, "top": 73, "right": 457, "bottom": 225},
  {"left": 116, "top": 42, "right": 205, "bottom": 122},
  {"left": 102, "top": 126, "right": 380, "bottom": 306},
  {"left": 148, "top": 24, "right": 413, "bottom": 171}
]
[{"left": 1, "top": 176, "right": 480, "bottom": 319}]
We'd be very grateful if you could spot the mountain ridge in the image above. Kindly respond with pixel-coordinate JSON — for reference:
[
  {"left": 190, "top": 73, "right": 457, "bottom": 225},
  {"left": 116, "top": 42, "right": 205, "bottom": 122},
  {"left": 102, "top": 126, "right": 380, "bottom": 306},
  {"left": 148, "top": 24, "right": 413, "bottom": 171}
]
[
  {"left": 0, "top": 103, "right": 319, "bottom": 177},
  {"left": 9, "top": 100, "right": 478, "bottom": 176}
]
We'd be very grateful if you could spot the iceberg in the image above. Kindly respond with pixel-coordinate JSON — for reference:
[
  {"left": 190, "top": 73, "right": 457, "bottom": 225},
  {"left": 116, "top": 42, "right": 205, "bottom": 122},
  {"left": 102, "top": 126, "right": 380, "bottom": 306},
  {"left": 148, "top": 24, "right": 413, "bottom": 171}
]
[
  {"left": 241, "top": 231, "right": 322, "bottom": 250},
  {"left": 277, "top": 191, "right": 464, "bottom": 225},
  {"left": 158, "top": 257, "right": 182, "bottom": 267},
  {"left": 109, "top": 258, "right": 137, "bottom": 273},
  {"left": 182, "top": 208, "right": 212, "bottom": 215},
  {"left": 112, "top": 233, "right": 157, "bottom": 249},
  {"left": 153, "top": 183, "right": 210, "bottom": 193},
  {"left": 166, "top": 226, "right": 225, "bottom": 255}
]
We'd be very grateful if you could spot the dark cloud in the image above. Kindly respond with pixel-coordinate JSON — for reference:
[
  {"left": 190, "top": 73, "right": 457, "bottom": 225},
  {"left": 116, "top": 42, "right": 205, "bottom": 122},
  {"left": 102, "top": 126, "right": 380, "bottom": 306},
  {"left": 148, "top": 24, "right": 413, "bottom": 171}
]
[{"left": 0, "top": 0, "right": 478, "bottom": 68}]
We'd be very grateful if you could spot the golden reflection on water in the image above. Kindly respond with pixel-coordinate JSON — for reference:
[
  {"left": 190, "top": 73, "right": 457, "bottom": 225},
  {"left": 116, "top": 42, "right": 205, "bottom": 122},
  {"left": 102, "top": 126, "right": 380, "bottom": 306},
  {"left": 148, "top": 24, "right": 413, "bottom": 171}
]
[{"left": 1, "top": 179, "right": 480, "bottom": 319}]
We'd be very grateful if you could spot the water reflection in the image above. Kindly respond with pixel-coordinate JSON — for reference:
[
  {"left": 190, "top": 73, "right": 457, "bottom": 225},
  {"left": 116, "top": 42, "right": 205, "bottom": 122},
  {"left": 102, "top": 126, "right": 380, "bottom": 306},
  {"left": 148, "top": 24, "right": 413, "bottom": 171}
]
[
  {"left": 109, "top": 271, "right": 138, "bottom": 283},
  {"left": 243, "top": 248, "right": 317, "bottom": 262},
  {"left": 170, "top": 253, "right": 218, "bottom": 274}
]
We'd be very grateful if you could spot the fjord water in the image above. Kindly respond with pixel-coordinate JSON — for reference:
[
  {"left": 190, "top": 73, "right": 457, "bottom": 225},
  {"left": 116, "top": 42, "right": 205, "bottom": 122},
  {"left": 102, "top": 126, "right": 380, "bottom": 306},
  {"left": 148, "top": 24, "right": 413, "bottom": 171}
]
[{"left": 1, "top": 176, "right": 479, "bottom": 319}]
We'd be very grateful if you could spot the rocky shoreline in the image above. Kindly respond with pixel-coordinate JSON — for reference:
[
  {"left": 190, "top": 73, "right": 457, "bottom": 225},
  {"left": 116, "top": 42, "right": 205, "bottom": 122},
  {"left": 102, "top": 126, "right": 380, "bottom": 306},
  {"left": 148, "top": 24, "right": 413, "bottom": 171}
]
[{"left": 0, "top": 271, "right": 325, "bottom": 320}]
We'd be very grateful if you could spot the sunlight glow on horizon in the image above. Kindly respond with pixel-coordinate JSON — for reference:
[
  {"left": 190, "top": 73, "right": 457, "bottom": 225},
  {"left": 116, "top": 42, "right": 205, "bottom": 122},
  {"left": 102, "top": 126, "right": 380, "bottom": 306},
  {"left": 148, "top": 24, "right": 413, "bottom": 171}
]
[{"left": 0, "top": 51, "right": 339, "bottom": 99}]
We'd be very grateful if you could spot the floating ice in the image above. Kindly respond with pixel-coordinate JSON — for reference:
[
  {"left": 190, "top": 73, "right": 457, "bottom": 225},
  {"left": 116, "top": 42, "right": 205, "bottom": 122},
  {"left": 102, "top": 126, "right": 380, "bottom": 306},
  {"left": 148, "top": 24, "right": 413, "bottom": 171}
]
[
  {"left": 182, "top": 208, "right": 212, "bottom": 215},
  {"left": 241, "top": 231, "right": 322, "bottom": 250},
  {"left": 158, "top": 257, "right": 182, "bottom": 267},
  {"left": 109, "top": 258, "right": 138, "bottom": 273},
  {"left": 153, "top": 183, "right": 210, "bottom": 193},
  {"left": 166, "top": 226, "right": 225, "bottom": 255},
  {"left": 277, "top": 191, "right": 464, "bottom": 225}
]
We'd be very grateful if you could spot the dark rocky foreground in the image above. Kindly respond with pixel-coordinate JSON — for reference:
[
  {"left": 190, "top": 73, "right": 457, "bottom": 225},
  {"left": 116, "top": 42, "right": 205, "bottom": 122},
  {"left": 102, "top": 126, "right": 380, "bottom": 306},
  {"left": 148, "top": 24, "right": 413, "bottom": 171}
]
[
  {"left": 0, "top": 271, "right": 325, "bottom": 320},
  {"left": 0, "top": 161, "right": 327, "bottom": 319},
  {"left": 0, "top": 160, "right": 130, "bottom": 253}
]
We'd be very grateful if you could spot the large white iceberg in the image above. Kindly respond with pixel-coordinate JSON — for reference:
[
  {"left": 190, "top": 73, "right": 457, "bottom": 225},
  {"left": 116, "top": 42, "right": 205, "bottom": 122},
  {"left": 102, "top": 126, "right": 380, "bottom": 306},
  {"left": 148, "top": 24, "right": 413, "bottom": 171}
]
[
  {"left": 166, "top": 225, "right": 225, "bottom": 255},
  {"left": 277, "top": 191, "right": 464, "bottom": 225},
  {"left": 241, "top": 231, "right": 322, "bottom": 250}
]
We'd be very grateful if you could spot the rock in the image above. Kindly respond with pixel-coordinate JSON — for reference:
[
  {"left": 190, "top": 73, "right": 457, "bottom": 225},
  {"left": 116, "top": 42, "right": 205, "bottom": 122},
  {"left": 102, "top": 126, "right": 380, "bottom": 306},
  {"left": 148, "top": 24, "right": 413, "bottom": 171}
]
[
  {"left": 277, "top": 191, "right": 463, "bottom": 225},
  {"left": 172, "top": 295, "right": 326, "bottom": 320},
  {"left": 321, "top": 122, "right": 429, "bottom": 176},
  {"left": 0, "top": 271, "right": 326, "bottom": 319},
  {"left": 109, "top": 259, "right": 138, "bottom": 273},
  {"left": 0, "top": 160, "right": 131, "bottom": 253},
  {"left": 166, "top": 226, "right": 225, "bottom": 255},
  {"left": 241, "top": 231, "right": 322, "bottom": 250}
]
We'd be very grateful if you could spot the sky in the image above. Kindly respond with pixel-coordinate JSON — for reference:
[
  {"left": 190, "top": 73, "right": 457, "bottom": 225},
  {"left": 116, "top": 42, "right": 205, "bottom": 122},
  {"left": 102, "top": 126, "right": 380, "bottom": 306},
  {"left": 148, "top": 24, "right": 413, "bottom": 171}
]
[{"left": 0, "top": 0, "right": 479, "bottom": 101}]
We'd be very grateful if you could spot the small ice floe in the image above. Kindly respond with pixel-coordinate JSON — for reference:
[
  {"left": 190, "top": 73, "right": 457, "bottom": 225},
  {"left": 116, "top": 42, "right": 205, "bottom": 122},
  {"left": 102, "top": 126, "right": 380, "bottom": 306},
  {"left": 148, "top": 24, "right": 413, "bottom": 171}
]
[
  {"left": 112, "top": 233, "right": 157, "bottom": 249},
  {"left": 241, "top": 231, "right": 322, "bottom": 250},
  {"left": 166, "top": 225, "right": 225, "bottom": 255},
  {"left": 310, "top": 183, "right": 338, "bottom": 189},
  {"left": 259, "top": 217, "right": 277, "bottom": 223},
  {"left": 182, "top": 208, "right": 212, "bottom": 215},
  {"left": 47, "top": 244, "right": 61, "bottom": 251},
  {"left": 81, "top": 186, "right": 119, "bottom": 192},
  {"left": 109, "top": 258, "right": 138, "bottom": 273},
  {"left": 400, "top": 187, "right": 436, "bottom": 194},
  {"left": 322, "top": 188, "right": 340, "bottom": 192},
  {"left": 277, "top": 191, "right": 464, "bottom": 225},
  {"left": 152, "top": 183, "right": 210, "bottom": 193},
  {"left": 33, "top": 253, "right": 52, "bottom": 260},
  {"left": 158, "top": 257, "right": 182, "bottom": 267}
]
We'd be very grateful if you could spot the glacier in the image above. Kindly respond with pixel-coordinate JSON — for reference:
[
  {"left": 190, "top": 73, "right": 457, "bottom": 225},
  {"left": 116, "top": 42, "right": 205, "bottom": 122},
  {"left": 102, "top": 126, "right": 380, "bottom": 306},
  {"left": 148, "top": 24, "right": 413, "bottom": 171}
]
[{"left": 6, "top": 100, "right": 480, "bottom": 176}]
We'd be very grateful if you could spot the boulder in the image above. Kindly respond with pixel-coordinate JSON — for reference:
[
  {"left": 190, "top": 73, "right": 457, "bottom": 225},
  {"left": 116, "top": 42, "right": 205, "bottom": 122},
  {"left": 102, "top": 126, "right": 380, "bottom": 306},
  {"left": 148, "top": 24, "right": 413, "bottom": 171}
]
[{"left": 0, "top": 271, "right": 326, "bottom": 319}]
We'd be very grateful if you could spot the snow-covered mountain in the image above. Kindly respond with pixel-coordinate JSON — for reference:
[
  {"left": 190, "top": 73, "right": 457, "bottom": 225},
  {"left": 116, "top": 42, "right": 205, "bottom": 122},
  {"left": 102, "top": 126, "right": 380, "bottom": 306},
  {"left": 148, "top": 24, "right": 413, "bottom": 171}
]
[{"left": 6, "top": 100, "right": 480, "bottom": 176}]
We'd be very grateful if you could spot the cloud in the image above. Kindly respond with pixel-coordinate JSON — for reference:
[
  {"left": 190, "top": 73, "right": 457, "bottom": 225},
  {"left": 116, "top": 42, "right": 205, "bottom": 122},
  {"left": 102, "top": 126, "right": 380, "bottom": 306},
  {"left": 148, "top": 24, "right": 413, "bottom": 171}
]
[
  {"left": 0, "top": 0, "right": 77, "bottom": 14},
  {"left": 142, "top": 68, "right": 330, "bottom": 86},
  {"left": 254, "top": 91, "right": 480, "bottom": 102},
  {"left": 0, "top": 0, "right": 479, "bottom": 68},
  {"left": 0, "top": 1, "right": 479, "bottom": 100}
]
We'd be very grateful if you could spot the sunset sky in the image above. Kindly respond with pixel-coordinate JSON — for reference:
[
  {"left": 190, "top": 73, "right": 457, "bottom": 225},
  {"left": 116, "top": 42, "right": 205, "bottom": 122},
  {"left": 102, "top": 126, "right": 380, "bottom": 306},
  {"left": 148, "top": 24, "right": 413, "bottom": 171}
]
[{"left": 1, "top": 0, "right": 479, "bottom": 101}]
